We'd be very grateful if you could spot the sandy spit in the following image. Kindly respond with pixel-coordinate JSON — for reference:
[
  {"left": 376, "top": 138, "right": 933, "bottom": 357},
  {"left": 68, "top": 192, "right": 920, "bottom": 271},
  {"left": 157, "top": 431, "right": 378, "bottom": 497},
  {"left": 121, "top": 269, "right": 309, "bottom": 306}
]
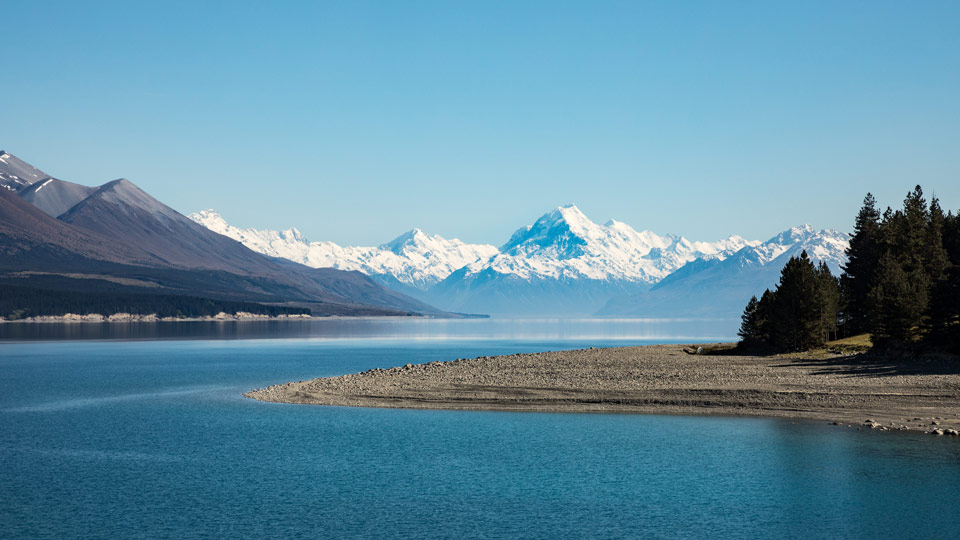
[{"left": 246, "top": 344, "right": 960, "bottom": 436}]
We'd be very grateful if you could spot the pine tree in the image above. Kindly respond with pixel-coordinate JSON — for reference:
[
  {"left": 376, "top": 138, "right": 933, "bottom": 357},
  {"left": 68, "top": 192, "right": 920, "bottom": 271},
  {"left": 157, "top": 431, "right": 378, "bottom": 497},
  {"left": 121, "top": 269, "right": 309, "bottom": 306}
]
[
  {"left": 841, "top": 193, "right": 882, "bottom": 334},
  {"left": 738, "top": 296, "right": 761, "bottom": 345},
  {"left": 756, "top": 289, "right": 776, "bottom": 345},
  {"left": 770, "top": 251, "right": 821, "bottom": 351},
  {"left": 814, "top": 261, "right": 840, "bottom": 343},
  {"left": 926, "top": 197, "right": 950, "bottom": 282},
  {"left": 868, "top": 252, "right": 924, "bottom": 344},
  {"left": 942, "top": 210, "right": 960, "bottom": 266},
  {"left": 897, "top": 186, "right": 932, "bottom": 287},
  {"left": 927, "top": 210, "right": 960, "bottom": 352},
  {"left": 928, "top": 266, "right": 960, "bottom": 352}
]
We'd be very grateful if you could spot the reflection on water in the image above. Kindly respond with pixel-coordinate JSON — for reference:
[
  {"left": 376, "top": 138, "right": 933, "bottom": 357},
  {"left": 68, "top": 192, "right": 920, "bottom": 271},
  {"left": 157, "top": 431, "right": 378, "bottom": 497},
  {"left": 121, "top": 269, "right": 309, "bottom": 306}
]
[{"left": 0, "top": 316, "right": 738, "bottom": 342}]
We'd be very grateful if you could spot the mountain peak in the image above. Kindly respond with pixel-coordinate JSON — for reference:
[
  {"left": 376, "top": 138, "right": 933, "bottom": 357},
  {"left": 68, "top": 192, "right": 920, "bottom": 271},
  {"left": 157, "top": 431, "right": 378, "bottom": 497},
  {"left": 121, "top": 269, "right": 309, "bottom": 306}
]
[
  {"left": 194, "top": 209, "right": 224, "bottom": 221},
  {"left": 380, "top": 228, "right": 428, "bottom": 253},
  {"left": 500, "top": 205, "right": 598, "bottom": 257},
  {"left": 283, "top": 227, "right": 306, "bottom": 243},
  {"left": 100, "top": 178, "right": 137, "bottom": 191},
  {"left": 768, "top": 223, "right": 841, "bottom": 246},
  {"left": 59, "top": 177, "right": 183, "bottom": 224},
  {"left": 551, "top": 204, "right": 591, "bottom": 227},
  {"left": 0, "top": 150, "right": 54, "bottom": 192},
  {"left": 17, "top": 177, "right": 98, "bottom": 218}
]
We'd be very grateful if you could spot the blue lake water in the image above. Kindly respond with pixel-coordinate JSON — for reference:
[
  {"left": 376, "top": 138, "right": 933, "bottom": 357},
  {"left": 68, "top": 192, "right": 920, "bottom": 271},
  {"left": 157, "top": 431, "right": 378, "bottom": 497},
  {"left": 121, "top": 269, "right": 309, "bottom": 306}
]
[{"left": 2, "top": 319, "right": 959, "bottom": 539}]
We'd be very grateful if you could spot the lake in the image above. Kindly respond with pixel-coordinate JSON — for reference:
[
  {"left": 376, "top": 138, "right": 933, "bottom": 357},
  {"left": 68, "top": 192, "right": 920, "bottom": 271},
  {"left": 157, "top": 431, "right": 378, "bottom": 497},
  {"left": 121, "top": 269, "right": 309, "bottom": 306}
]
[{"left": 2, "top": 318, "right": 958, "bottom": 539}]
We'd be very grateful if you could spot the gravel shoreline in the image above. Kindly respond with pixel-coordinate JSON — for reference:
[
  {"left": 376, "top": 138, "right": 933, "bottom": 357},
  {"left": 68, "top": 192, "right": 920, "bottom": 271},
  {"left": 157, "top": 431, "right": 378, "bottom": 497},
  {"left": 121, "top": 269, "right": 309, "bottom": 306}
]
[{"left": 246, "top": 344, "right": 960, "bottom": 436}]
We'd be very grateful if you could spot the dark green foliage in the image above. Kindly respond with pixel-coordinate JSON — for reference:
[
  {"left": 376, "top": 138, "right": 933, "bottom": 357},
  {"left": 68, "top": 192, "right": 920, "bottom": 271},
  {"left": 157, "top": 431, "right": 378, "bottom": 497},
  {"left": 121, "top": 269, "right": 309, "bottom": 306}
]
[
  {"left": 739, "top": 253, "right": 838, "bottom": 352},
  {"left": 0, "top": 285, "right": 310, "bottom": 320},
  {"left": 815, "top": 261, "right": 841, "bottom": 343},
  {"left": 841, "top": 193, "right": 882, "bottom": 334},
  {"left": 928, "top": 266, "right": 960, "bottom": 353},
  {"left": 867, "top": 253, "right": 924, "bottom": 344},
  {"left": 926, "top": 198, "right": 950, "bottom": 281},
  {"left": 860, "top": 187, "right": 954, "bottom": 347},
  {"left": 757, "top": 289, "right": 776, "bottom": 344},
  {"left": 740, "top": 184, "right": 957, "bottom": 355},
  {"left": 738, "top": 296, "right": 761, "bottom": 344},
  {"left": 739, "top": 290, "right": 777, "bottom": 347},
  {"left": 942, "top": 211, "right": 960, "bottom": 266},
  {"left": 768, "top": 251, "right": 824, "bottom": 351}
]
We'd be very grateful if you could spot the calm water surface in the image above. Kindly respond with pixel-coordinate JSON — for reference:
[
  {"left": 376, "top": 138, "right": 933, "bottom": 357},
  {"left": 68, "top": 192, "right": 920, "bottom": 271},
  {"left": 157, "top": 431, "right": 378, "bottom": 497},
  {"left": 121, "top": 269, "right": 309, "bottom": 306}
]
[{"left": 1, "top": 319, "right": 958, "bottom": 539}]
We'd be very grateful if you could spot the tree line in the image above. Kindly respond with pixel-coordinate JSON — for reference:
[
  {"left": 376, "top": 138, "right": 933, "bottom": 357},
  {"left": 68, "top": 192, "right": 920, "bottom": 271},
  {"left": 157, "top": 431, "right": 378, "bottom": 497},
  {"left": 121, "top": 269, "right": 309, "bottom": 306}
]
[
  {"left": 0, "top": 285, "right": 311, "bottom": 320},
  {"left": 739, "top": 186, "right": 960, "bottom": 353}
]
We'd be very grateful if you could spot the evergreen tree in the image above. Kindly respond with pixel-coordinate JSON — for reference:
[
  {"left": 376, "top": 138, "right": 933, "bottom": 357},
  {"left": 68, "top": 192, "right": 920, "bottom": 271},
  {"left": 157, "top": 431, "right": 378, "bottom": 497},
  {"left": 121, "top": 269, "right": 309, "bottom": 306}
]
[
  {"left": 814, "top": 261, "right": 841, "bottom": 343},
  {"left": 738, "top": 296, "right": 761, "bottom": 345},
  {"left": 769, "top": 251, "right": 821, "bottom": 351},
  {"left": 894, "top": 187, "right": 932, "bottom": 301},
  {"left": 841, "top": 193, "right": 882, "bottom": 333},
  {"left": 738, "top": 291, "right": 775, "bottom": 347},
  {"left": 928, "top": 210, "right": 960, "bottom": 352},
  {"left": 928, "top": 266, "right": 960, "bottom": 352},
  {"left": 941, "top": 211, "right": 960, "bottom": 266},
  {"left": 926, "top": 197, "right": 950, "bottom": 282},
  {"left": 756, "top": 289, "right": 776, "bottom": 344},
  {"left": 868, "top": 252, "right": 924, "bottom": 344}
]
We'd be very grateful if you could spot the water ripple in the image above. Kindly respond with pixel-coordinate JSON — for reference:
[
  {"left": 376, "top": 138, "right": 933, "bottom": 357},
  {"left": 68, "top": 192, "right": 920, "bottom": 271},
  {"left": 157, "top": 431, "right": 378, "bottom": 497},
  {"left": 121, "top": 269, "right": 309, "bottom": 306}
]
[{"left": 3, "top": 385, "right": 229, "bottom": 413}]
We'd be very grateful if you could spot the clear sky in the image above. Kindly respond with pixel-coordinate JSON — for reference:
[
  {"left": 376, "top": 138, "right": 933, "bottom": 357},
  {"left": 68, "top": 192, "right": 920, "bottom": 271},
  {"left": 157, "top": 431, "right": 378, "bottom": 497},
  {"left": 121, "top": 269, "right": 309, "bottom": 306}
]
[{"left": 4, "top": 1, "right": 959, "bottom": 246}]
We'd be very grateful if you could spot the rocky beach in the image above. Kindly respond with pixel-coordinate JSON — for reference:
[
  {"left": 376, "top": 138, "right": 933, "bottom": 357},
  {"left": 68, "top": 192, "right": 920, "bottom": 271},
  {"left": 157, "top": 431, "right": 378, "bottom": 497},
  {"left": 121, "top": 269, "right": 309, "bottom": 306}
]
[{"left": 247, "top": 344, "right": 960, "bottom": 436}]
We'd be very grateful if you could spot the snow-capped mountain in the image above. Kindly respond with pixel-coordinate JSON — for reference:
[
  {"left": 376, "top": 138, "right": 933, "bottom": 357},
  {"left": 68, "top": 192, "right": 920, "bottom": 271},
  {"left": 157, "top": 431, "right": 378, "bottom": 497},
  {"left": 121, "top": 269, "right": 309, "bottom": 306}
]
[
  {"left": 425, "top": 205, "right": 760, "bottom": 315},
  {"left": 0, "top": 150, "right": 52, "bottom": 191},
  {"left": 189, "top": 210, "right": 498, "bottom": 293},
  {"left": 190, "top": 204, "right": 849, "bottom": 318},
  {"left": 469, "top": 204, "right": 756, "bottom": 282},
  {"left": 738, "top": 224, "right": 848, "bottom": 275},
  {"left": 598, "top": 225, "right": 851, "bottom": 318}
]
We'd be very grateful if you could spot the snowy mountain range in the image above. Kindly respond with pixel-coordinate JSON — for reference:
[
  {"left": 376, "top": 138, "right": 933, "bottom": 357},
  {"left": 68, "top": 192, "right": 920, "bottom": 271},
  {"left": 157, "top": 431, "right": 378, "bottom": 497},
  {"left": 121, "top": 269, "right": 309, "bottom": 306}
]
[
  {"left": 190, "top": 210, "right": 498, "bottom": 295},
  {"left": 189, "top": 204, "right": 846, "bottom": 317},
  {"left": 427, "top": 205, "right": 761, "bottom": 315},
  {"left": 5, "top": 147, "right": 851, "bottom": 320},
  {"left": 598, "top": 224, "right": 851, "bottom": 318}
]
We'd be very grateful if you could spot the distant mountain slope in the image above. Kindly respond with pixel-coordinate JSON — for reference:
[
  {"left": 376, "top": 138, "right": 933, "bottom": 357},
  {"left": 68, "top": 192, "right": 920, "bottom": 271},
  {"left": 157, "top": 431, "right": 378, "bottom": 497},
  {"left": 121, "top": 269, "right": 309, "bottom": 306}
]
[
  {"left": 0, "top": 150, "right": 52, "bottom": 191},
  {"left": 0, "top": 186, "right": 164, "bottom": 269},
  {"left": 426, "top": 205, "right": 757, "bottom": 315},
  {"left": 2, "top": 151, "right": 445, "bottom": 317},
  {"left": 189, "top": 209, "right": 498, "bottom": 291},
  {"left": 60, "top": 179, "right": 299, "bottom": 275},
  {"left": 270, "top": 259, "right": 443, "bottom": 314},
  {"left": 192, "top": 205, "right": 759, "bottom": 315},
  {"left": 598, "top": 225, "right": 850, "bottom": 318},
  {"left": 18, "top": 178, "right": 97, "bottom": 218}
]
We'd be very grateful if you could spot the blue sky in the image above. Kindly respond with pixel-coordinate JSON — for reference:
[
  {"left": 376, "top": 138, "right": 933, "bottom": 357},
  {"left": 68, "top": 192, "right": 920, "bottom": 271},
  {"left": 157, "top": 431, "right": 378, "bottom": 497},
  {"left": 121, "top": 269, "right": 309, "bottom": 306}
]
[{"left": 3, "top": 1, "right": 959, "bottom": 245}]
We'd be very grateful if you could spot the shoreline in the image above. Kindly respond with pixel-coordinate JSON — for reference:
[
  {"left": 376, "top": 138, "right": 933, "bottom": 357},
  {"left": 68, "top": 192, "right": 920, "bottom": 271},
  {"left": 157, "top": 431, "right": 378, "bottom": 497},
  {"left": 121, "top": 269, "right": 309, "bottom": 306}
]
[
  {"left": 0, "top": 312, "right": 314, "bottom": 323},
  {"left": 246, "top": 344, "right": 960, "bottom": 436},
  {"left": 0, "top": 313, "right": 456, "bottom": 324}
]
